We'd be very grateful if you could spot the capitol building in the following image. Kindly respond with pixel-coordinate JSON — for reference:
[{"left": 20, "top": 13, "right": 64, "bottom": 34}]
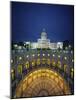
[{"left": 25, "top": 30, "right": 63, "bottom": 49}]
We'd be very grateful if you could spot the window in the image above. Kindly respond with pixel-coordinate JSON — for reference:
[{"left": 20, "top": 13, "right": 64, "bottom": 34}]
[
  {"left": 37, "top": 58, "right": 40, "bottom": 65},
  {"left": 52, "top": 59, "right": 56, "bottom": 66},
  {"left": 18, "top": 65, "right": 22, "bottom": 74},
  {"left": 42, "top": 58, "right": 46, "bottom": 64},
  {"left": 63, "top": 64, "right": 67, "bottom": 72},
  {"left": 57, "top": 61, "right": 61, "bottom": 69},
  {"left": 47, "top": 59, "right": 50, "bottom": 65},
  {"left": 25, "top": 61, "right": 29, "bottom": 69},
  {"left": 71, "top": 68, "right": 74, "bottom": 79},
  {"left": 32, "top": 60, "right": 35, "bottom": 67},
  {"left": 11, "top": 69, "right": 15, "bottom": 80}
]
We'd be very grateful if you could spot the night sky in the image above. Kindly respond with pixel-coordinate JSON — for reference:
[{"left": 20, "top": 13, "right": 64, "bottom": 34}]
[{"left": 11, "top": 2, "right": 74, "bottom": 42}]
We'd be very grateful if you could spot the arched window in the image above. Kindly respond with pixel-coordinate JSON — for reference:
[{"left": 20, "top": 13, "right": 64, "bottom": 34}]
[
  {"left": 18, "top": 65, "right": 22, "bottom": 74},
  {"left": 11, "top": 68, "right": 15, "bottom": 80},
  {"left": 71, "top": 68, "right": 74, "bottom": 79},
  {"left": 25, "top": 61, "right": 29, "bottom": 69},
  {"left": 42, "top": 58, "right": 46, "bottom": 64},
  {"left": 37, "top": 58, "right": 40, "bottom": 65},
  {"left": 52, "top": 59, "right": 56, "bottom": 67},
  {"left": 32, "top": 59, "right": 35, "bottom": 67},
  {"left": 63, "top": 64, "right": 67, "bottom": 72},
  {"left": 57, "top": 61, "right": 62, "bottom": 69},
  {"left": 47, "top": 59, "right": 50, "bottom": 65}
]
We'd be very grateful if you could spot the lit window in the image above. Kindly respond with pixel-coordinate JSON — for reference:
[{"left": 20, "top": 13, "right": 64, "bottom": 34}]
[
  {"left": 14, "top": 44, "right": 17, "bottom": 47},
  {"left": 53, "top": 62, "right": 56, "bottom": 66},
  {"left": 57, "top": 61, "right": 61, "bottom": 68},
  {"left": 37, "top": 59, "right": 40, "bottom": 65},
  {"left": 71, "top": 68, "right": 74, "bottom": 72},
  {"left": 71, "top": 68, "right": 74, "bottom": 79},
  {"left": 18, "top": 46, "right": 22, "bottom": 49},
  {"left": 11, "top": 69, "right": 15, "bottom": 80},
  {"left": 32, "top": 60, "right": 35, "bottom": 66},
  {"left": 18, "top": 65, "right": 22, "bottom": 74},
  {"left": 25, "top": 61, "right": 29, "bottom": 69},
  {"left": 64, "top": 64, "right": 67, "bottom": 72},
  {"left": 42, "top": 58, "right": 46, "bottom": 64},
  {"left": 47, "top": 59, "right": 50, "bottom": 65},
  {"left": 52, "top": 60, "right": 56, "bottom": 66}
]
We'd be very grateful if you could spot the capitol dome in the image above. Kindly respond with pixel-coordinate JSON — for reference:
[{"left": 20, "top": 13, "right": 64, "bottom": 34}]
[
  {"left": 41, "top": 29, "right": 47, "bottom": 40},
  {"left": 41, "top": 31, "right": 47, "bottom": 37}
]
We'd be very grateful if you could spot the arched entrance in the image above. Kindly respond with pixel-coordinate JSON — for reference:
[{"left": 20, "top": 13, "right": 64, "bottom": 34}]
[{"left": 15, "top": 68, "right": 71, "bottom": 98}]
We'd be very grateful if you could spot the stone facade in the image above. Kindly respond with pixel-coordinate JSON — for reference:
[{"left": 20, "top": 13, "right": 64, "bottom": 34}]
[{"left": 30, "top": 31, "right": 63, "bottom": 49}]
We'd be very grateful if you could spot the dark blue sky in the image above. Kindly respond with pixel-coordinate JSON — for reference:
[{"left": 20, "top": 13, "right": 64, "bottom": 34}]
[{"left": 11, "top": 2, "right": 74, "bottom": 42}]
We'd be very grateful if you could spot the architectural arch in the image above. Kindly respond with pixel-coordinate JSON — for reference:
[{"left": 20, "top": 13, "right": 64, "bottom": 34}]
[{"left": 15, "top": 68, "right": 71, "bottom": 98}]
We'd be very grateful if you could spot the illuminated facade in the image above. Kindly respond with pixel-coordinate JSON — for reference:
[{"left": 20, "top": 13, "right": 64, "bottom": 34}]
[
  {"left": 11, "top": 30, "right": 74, "bottom": 99},
  {"left": 30, "top": 30, "right": 63, "bottom": 49},
  {"left": 11, "top": 48, "right": 74, "bottom": 98}
]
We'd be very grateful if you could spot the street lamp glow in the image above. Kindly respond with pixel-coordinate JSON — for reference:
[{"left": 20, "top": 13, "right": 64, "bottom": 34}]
[
  {"left": 58, "top": 55, "right": 60, "bottom": 58},
  {"left": 64, "top": 57, "right": 67, "bottom": 60},
  {"left": 48, "top": 54, "right": 50, "bottom": 56},
  {"left": 11, "top": 59, "right": 13, "bottom": 63},
  {"left": 26, "top": 55, "right": 29, "bottom": 58},
  {"left": 19, "top": 57, "right": 22, "bottom": 60},
  {"left": 72, "top": 59, "right": 74, "bottom": 62},
  {"left": 32, "top": 54, "right": 35, "bottom": 57},
  {"left": 53, "top": 54, "right": 55, "bottom": 57},
  {"left": 43, "top": 54, "right": 45, "bottom": 56},
  {"left": 69, "top": 45, "right": 71, "bottom": 48}
]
